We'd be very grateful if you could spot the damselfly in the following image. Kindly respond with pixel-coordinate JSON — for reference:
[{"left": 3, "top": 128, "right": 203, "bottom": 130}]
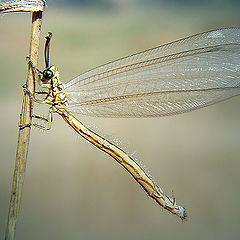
[{"left": 26, "top": 28, "right": 240, "bottom": 220}]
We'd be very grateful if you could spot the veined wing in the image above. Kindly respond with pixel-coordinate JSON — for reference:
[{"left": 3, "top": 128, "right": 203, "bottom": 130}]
[{"left": 64, "top": 28, "right": 240, "bottom": 117}]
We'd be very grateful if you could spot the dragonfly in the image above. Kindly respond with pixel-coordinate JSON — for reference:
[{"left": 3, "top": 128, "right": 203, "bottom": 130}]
[{"left": 26, "top": 28, "right": 240, "bottom": 220}]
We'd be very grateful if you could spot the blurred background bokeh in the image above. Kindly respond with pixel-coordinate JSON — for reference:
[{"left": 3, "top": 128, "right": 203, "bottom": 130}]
[{"left": 1, "top": 0, "right": 240, "bottom": 239}]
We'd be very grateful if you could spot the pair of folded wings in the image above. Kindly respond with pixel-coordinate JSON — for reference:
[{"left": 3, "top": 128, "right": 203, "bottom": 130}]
[{"left": 63, "top": 28, "right": 240, "bottom": 118}]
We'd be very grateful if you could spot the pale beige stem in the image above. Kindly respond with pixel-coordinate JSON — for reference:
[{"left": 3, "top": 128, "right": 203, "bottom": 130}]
[{"left": 5, "top": 11, "right": 43, "bottom": 240}]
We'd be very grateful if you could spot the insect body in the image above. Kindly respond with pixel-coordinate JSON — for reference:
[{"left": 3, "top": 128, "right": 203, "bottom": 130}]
[
  {"left": 29, "top": 28, "right": 240, "bottom": 220},
  {"left": 32, "top": 63, "right": 186, "bottom": 219}
]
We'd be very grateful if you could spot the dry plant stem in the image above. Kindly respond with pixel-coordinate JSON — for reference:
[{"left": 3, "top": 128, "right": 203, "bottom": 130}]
[{"left": 5, "top": 11, "right": 43, "bottom": 240}]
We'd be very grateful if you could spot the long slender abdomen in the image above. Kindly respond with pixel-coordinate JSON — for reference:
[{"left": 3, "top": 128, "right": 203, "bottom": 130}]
[{"left": 59, "top": 110, "right": 186, "bottom": 220}]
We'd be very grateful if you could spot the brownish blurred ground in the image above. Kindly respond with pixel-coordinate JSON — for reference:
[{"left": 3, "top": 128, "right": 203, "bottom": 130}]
[{"left": 1, "top": 4, "right": 240, "bottom": 240}]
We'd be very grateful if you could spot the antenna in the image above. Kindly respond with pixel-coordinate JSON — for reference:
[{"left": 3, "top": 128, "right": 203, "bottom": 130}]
[{"left": 44, "top": 32, "right": 52, "bottom": 68}]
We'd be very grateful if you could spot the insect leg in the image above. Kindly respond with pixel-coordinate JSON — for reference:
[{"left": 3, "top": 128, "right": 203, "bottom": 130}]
[{"left": 32, "top": 107, "right": 53, "bottom": 131}]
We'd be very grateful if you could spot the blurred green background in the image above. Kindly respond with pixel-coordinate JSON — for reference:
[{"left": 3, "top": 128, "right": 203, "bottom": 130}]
[{"left": 1, "top": 0, "right": 240, "bottom": 239}]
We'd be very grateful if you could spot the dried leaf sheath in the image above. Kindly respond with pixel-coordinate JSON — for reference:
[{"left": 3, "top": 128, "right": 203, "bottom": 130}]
[
  {"left": 0, "top": 0, "right": 45, "bottom": 13},
  {"left": 58, "top": 110, "right": 186, "bottom": 219}
]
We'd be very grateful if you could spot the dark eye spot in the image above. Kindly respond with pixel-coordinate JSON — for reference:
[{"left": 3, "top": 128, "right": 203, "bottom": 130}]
[{"left": 43, "top": 69, "right": 54, "bottom": 79}]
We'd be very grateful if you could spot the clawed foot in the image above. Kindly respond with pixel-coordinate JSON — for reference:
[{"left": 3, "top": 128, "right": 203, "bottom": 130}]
[
  {"left": 26, "top": 56, "right": 43, "bottom": 76},
  {"left": 18, "top": 123, "right": 31, "bottom": 130}
]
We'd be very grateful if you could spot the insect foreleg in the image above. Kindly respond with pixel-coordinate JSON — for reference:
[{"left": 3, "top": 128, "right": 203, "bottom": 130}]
[
  {"left": 32, "top": 107, "right": 53, "bottom": 131},
  {"left": 22, "top": 84, "right": 50, "bottom": 104}
]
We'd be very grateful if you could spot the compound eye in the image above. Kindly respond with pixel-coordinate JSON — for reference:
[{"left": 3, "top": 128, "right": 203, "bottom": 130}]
[{"left": 42, "top": 69, "right": 54, "bottom": 80}]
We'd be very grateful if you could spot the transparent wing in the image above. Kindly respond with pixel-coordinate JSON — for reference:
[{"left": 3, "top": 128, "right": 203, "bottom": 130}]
[{"left": 64, "top": 28, "right": 240, "bottom": 117}]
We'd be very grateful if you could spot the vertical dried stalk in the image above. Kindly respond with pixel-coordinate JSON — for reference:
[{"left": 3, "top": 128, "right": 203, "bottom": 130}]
[{"left": 5, "top": 11, "right": 43, "bottom": 240}]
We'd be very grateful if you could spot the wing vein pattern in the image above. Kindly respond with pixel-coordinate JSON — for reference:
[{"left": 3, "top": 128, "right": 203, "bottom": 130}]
[{"left": 64, "top": 28, "right": 240, "bottom": 117}]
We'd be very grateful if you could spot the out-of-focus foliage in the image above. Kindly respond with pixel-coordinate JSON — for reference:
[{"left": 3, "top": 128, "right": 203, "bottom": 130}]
[
  {"left": 1, "top": 2, "right": 240, "bottom": 240},
  {"left": 46, "top": 0, "right": 240, "bottom": 7},
  {"left": 47, "top": 0, "right": 114, "bottom": 8}
]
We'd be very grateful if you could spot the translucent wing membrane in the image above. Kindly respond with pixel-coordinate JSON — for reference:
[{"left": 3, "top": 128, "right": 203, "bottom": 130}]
[{"left": 64, "top": 28, "right": 240, "bottom": 117}]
